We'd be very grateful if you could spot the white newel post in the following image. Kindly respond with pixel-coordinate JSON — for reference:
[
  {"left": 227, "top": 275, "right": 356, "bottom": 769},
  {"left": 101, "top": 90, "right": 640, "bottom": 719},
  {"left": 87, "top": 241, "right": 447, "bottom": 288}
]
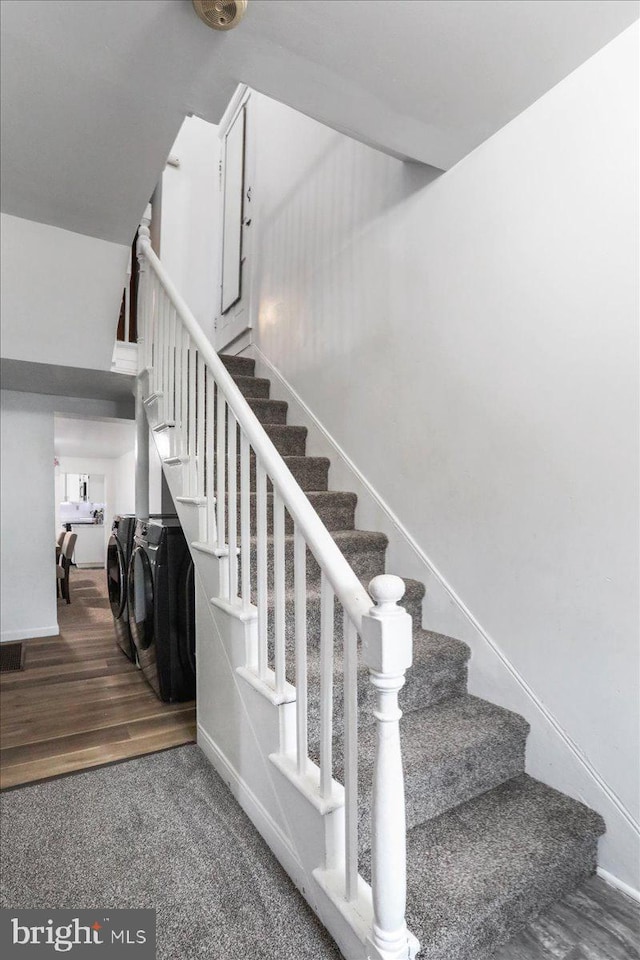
[
  {"left": 136, "top": 208, "right": 152, "bottom": 379},
  {"left": 134, "top": 212, "right": 152, "bottom": 519},
  {"left": 361, "top": 575, "right": 416, "bottom": 960}
]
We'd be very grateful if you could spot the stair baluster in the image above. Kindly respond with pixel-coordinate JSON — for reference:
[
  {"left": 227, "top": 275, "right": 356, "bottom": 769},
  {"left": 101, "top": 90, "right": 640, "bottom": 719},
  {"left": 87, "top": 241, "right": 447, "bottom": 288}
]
[
  {"left": 205, "top": 370, "right": 217, "bottom": 544},
  {"left": 294, "top": 527, "right": 308, "bottom": 776},
  {"left": 196, "top": 351, "right": 206, "bottom": 500},
  {"left": 240, "top": 431, "right": 251, "bottom": 609},
  {"left": 216, "top": 391, "right": 228, "bottom": 590},
  {"left": 227, "top": 406, "right": 238, "bottom": 599},
  {"left": 273, "top": 491, "right": 287, "bottom": 696},
  {"left": 320, "top": 573, "right": 335, "bottom": 803},
  {"left": 256, "top": 461, "right": 269, "bottom": 680},
  {"left": 167, "top": 304, "right": 176, "bottom": 429},
  {"left": 188, "top": 336, "right": 197, "bottom": 493}
]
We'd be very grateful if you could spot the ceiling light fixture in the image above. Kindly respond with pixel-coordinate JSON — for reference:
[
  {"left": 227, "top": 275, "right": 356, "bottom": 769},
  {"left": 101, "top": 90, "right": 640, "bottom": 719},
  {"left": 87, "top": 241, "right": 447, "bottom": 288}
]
[{"left": 192, "top": 0, "right": 248, "bottom": 31}]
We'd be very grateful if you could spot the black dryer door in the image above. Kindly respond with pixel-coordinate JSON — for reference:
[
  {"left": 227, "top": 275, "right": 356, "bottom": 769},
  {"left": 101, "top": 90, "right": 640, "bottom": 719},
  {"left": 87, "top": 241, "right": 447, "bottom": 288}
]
[
  {"left": 107, "top": 535, "right": 127, "bottom": 619},
  {"left": 177, "top": 558, "right": 196, "bottom": 677},
  {"left": 128, "top": 545, "right": 155, "bottom": 653}
]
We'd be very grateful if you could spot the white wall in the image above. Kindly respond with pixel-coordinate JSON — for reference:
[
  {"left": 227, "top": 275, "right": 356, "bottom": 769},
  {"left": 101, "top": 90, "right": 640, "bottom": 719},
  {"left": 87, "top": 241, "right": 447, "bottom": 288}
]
[
  {"left": 0, "top": 214, "right": 130, "bottom": 370},
  {"left": 1, "top": 391, "right": 57, "bottom": 642},
  {"left": 113, "top": 449, "right": 136, "bottom": 518},
  {"left": 247, "top": 25, "right": 640, "bottom": 888},
  {"left": 160, "top": 116, "right": 221, "bottom": 343},
  {"left": 149, "top": 431, "right": 163, "bottom": 515}
]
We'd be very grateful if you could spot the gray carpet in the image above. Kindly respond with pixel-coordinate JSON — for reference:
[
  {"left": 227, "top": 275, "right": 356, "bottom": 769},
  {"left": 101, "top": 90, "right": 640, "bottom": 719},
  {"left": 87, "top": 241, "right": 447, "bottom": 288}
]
[
  {"left": 0, "top": 746, "right": 342, "bottom": 960},
  {"left": 207, "top": 354, "right": 608, "bottom": 958}
]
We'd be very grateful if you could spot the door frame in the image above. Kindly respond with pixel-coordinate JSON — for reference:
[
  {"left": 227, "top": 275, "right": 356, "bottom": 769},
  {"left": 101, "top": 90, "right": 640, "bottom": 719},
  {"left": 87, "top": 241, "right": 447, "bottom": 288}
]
[{"left": 214, "top": 84, "right": 254, "bottom": 352}]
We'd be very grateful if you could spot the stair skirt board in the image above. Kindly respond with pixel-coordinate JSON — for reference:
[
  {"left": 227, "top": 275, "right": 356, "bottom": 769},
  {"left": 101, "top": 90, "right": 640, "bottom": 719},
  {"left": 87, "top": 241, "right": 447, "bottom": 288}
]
[
  {"left": 195, "top": 589, "right": 375, "bottom": 960},
  {"left": 144, "top": 350, "right": 606, "bottom": 960},
  {"left": 198, "top": 729, "right": 376, "bottom": 960}
]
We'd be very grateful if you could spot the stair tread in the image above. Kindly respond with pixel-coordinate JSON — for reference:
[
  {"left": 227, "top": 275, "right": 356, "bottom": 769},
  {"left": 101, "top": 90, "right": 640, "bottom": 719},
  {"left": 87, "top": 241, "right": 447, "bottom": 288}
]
[
  {"left": 362, "top": 694, "right": 527, "bottom": 765},
  {"left": 233, "top": 375, "right": 270, "bottom": 389},
  {"left": 277, "top": 455, "right": 329, "bottom": 466},
  {"left": 333, "top": 695, "right": 528, "bottom": 783},
  {"left": 247, "top": 398, "right": 287, "bottom": 409},
  {"left": 219, "top": 354, "right": 255, "bottom": 375},
  {"left": 225, "top": 490, "right": 357, "bottom": 504},
  {"left": 396, "top": 774, "right": 605, "bottom": 960},
  {"left": 264, "top": 425, "right": 307, "bottom": 436}
]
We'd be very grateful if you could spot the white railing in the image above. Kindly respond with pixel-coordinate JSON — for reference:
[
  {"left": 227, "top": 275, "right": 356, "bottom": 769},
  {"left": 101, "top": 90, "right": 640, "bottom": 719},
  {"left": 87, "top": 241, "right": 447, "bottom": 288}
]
[{"left": 136, "top": 222, "right": 415, "bottom": 959}]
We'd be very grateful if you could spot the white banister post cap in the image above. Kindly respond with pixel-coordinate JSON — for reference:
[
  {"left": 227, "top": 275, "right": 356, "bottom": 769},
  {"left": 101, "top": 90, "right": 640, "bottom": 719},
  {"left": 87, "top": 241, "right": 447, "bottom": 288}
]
[
  {"left": 369, "top": 574, "right": 406, "bottom": 609},
  {"left": 362, "top": 575, "right": 412, "bottom": 672},
  {"left": 136, "top": 223, "right": 151, "bottom": 261}
]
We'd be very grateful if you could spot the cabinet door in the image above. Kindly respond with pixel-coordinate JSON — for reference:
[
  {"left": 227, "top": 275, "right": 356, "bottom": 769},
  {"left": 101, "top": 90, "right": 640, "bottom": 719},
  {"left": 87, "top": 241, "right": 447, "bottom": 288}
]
[
  {"left": 220, "top": 105, "right": 246, "bottom": 316},
  {"left": 65, "top": 474, "right": 81, "bottom": 501},
  {"left": 89, "top": 475, "right": 105, "bottom": 503}
]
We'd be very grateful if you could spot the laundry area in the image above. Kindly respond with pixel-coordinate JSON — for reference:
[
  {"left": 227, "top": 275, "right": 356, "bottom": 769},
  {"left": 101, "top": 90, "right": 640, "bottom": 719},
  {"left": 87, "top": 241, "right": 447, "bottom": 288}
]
[{"left": 0, "top": 415, "right": 196, "bottom": 790}]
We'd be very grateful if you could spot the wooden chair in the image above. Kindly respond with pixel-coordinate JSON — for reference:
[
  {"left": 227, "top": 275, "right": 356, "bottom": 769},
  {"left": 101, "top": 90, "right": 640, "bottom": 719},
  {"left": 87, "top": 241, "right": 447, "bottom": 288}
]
[{"left": 56, "top": 532, "right": 77, "bottom": 604}]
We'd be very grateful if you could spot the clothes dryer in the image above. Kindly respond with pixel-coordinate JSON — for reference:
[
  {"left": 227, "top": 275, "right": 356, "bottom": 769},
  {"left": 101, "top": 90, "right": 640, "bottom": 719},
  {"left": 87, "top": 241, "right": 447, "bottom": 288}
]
[
  {"left": 107, "top": 515, "right": 137, "bottom": 661},
  {"left": 128, "top": 517, "right": 195, "bottom": 702}
]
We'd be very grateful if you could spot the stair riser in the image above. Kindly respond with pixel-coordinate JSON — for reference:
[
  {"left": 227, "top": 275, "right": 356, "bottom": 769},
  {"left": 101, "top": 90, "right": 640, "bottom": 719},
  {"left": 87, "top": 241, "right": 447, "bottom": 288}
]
[
  {"left": 412, "top": 837, "right": 599, "bottom": 960},
  {"left": 399, "top": 583, "right": 424, "bottom": 624},
  {"left": 247, "top": 398, "right": 288, "bottom": 425},
  {"left": 347, "top": 727, "right": 527, "bottom": 858},
  {"left": 219, "top": 355, "right": 255, "bottom": 377},
  {"left": 263, "top": 633, "right": 467, "bottom": 719},
  {"left": 264, "top": 427, "right": 307, "bottom": 457},
  {"left": 233, "top": 376, "right": 270, "bottom": 400},
  {"left": 210, "top": 423, "right": 307, "bottom": 457},
  {"left": 225, "top": 493, "right": 357, "bottom": 535},
  {"left": 303, "top": 661, "right": 468, "bottom": 749},
  {"left": 207, "top": 397, "right": 288, "bottom": 432},
  {"left": 239, "top": 541, "right": 387, "bottom": 592},
  {"left": 249, "top": 584, "right": 423, "bottom": 647},
  {"left": 227, "top": 456, "right": 329, "bottom": 492}
]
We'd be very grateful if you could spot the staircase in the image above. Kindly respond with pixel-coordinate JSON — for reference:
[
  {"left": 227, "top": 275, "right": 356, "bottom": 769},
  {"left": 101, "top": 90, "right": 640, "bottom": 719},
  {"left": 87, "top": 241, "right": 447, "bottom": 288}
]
[{"left": 136, "top": 224, "right": 605, "bottom": 960}]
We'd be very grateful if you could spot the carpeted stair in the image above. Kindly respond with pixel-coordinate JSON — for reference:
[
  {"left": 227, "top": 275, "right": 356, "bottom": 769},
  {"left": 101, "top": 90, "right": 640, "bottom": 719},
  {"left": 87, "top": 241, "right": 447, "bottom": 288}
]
[{"left": 218, "top": 354, "right": 606, "bottom": 960}]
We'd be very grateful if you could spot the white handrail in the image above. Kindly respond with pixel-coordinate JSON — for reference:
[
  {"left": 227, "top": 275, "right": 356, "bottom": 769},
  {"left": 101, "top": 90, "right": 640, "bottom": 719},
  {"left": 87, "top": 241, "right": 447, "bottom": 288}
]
[
  {"left": 137, "top": 223, "right": 415, "bottom": 959},
  {"left": 137, "top": 230, "right": 372, "bottom": 631}
]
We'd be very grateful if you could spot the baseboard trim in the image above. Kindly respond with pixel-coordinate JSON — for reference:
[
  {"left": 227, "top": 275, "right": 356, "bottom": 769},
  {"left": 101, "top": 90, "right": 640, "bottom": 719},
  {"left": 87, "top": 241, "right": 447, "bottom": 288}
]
[
  {"left": 597, "top": 867, "right": 640, "bottom": 903},
  {"left": 1, "top": 625, "right": 59, "bottom": 643},
  {"left": 197, "top": 724, "right": 306, "bottom": 893},
  {"left": 250, "top": 344, "right": 640, "bottom": 842}
]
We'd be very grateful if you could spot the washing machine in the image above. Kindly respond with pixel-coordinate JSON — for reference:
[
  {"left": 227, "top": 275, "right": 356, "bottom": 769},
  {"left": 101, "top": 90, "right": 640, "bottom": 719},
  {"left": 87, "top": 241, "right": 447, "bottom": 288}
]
[
  {"left": 107, "top": 515, "right": 137, "bottom": 661},
  {"left": 127, "top": 516, "right": 195, "bottom": 702}
]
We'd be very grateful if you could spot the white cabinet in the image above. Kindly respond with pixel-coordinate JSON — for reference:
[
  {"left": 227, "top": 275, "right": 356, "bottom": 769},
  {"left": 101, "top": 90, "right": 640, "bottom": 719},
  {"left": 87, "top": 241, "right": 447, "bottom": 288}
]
[
  {"left": 71, "top": 525, "right": 106, "bottom": 568},
  {"left": 89, "top": 475, "right": 105, "bottom": 502},
  {"left": 64, "top": 473, "right": 81, "bottom": 501}
]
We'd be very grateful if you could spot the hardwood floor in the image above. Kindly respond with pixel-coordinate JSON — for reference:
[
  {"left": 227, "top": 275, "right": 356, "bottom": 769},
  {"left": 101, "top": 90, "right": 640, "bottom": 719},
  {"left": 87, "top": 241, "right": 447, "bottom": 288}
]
[
  {"left": 492, "top": 876, "right": 639, "bottom": 959},
  {"left": 0, "top": 568, "right": 196, "bottom": 790}
]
